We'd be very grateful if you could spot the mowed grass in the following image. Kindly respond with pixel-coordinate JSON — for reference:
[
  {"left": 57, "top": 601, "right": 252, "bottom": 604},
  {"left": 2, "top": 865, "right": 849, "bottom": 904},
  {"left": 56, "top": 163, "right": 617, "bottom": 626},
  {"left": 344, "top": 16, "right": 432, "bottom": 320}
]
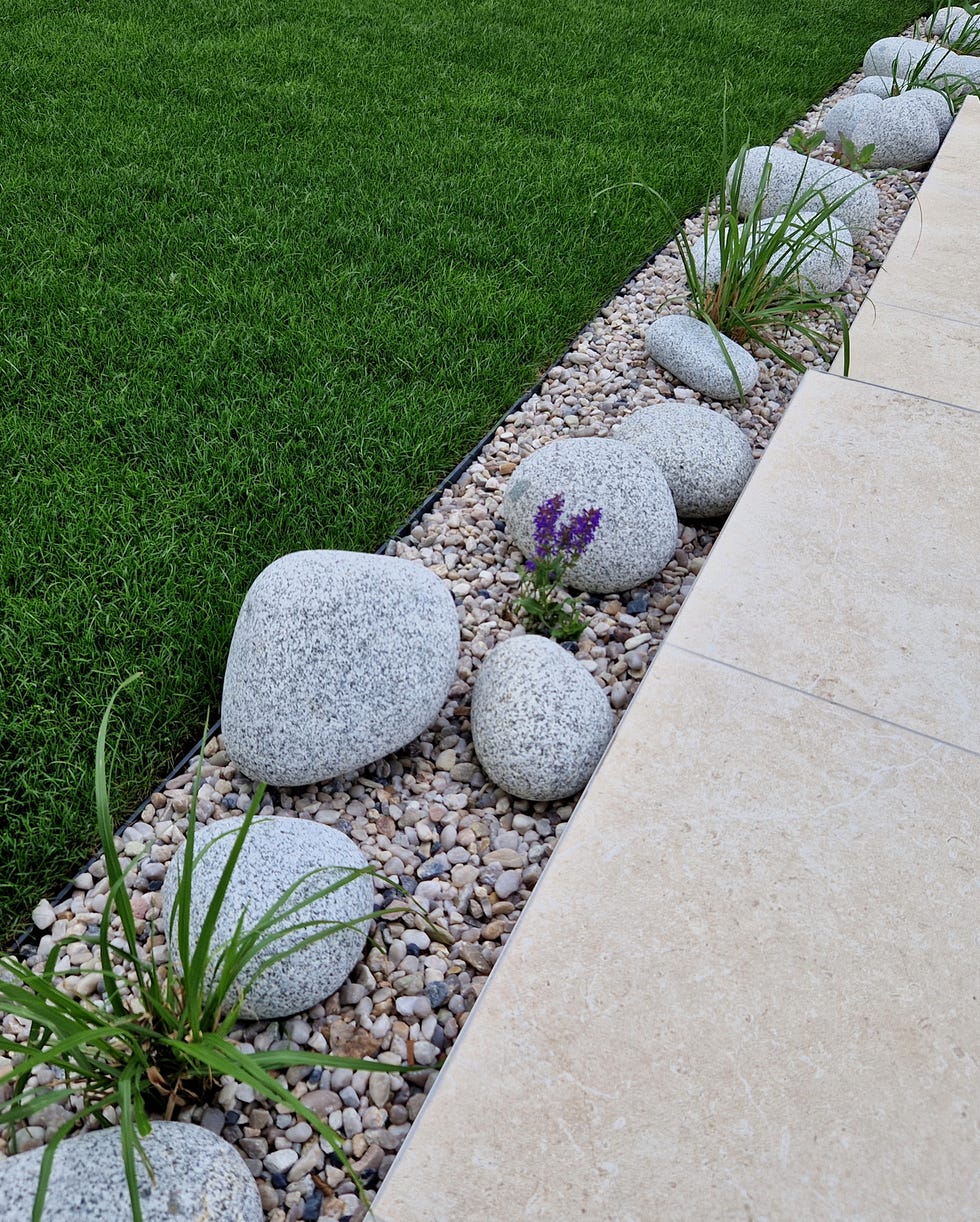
[{"left": 1, "top": 0, "right": 923, "bottom": 939}]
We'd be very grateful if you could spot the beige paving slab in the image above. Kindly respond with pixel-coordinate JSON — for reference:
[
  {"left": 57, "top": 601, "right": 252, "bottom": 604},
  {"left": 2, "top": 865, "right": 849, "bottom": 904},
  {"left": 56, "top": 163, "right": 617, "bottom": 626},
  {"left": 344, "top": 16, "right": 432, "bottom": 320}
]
[
  {"left": 665, "top": 371, "right": 980, "bottom": 752},
  {"left": 373, "top": 648, "right": 980, "bottom": 1222},
  {"left": 842, "top": 96, "right": 980, "bottom": 327},
  {"left": 831, "top": 300, "right": 980, "bottom": 408}
]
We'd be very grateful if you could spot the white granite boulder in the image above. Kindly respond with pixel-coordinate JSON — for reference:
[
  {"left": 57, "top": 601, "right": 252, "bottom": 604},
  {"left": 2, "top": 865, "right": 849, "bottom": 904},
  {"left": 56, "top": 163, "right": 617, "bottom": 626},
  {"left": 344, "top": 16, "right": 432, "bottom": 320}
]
[
  {"left": 730, "top": 146, "right": 879, "bottom": 239},
  {"left": 501, "top": 437, "right": 678, "bottom": 593},
  {"left": 927, "top": 5, "right": 970, "bottom": 37},
  {"left": 613, "top": 403, "right": 755, "bottom": 518},
  {"left": 645, "top": 314, "right": 759, "bottom": 400},
  {"left": 855, "top": 80, "right": 954, "bottom": 136},
  {"left": 863, "top": 36, "right": 952, "bottom": 80},
  {"left": 862, "top": 36, "right": 980, "bottom": 86},
  {"left": 695, "top": 210, "right": 853, "bottom": 294},
  {"left": 824, "top": 92, "right": 940, "bottom": 168},
  {"left": 471, "top": 634, "right": 614, "bottom": 801},
  {"left": 222, "top": 550, "right": 459, "bottom": 786},
  {"left": 939, "top": 10, "right": 980, "bottom": 46},
  {"left": 0, "top": 1122, "right": 262, "bottom": 1221},
  {"left": 163, "top": 815, "right": 374, "bottom": 1018}
]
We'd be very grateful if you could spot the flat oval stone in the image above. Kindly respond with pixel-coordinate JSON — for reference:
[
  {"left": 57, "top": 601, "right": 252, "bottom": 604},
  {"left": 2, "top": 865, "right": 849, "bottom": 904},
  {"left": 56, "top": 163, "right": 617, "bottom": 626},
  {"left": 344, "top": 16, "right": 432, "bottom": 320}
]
[
  {"left": 501, "top": 437, "right": 678, "bottom": 593},
  {"left": 0, "top": 1121, "right": 262, "bottom": 1221},
  {"left": 731, "top": 146, "right": 879, "bottom": 239},
  {"left": 613, "top": 402, "right": 755, "bottom": 518},
  {"left": 471, "top": 634, "right": 614, "bottom": 801},
  {"left": 862, "top": 35, "right": 974, "bottom": 82},
  {"left": 222, "top": 550, "right": 460, "bottom": 786},
  {"left": 163, "top": 815, "right": 373, "bottom": 1018},
  {"left": 645, "top": 315, "right": 759, "bottom": 402}
]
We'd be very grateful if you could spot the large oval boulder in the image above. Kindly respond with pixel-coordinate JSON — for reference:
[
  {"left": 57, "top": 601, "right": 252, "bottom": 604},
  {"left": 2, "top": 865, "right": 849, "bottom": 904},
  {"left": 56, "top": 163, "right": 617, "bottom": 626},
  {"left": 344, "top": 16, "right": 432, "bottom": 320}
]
[
  {"left": 824, "top": 92, "right": 940, "bottom": 168},
  {"left": 695, "top": 210, "right": 853, "bottom": 294},
  {"left": 222, "top": 551, "right": 459, "bottom": 786},
  {"left": 0, "top": 1121, "right": 262, "bottom": 1221},
  {"left": 730, "top": 146, "right": 879, "bottom": 239},
  {"left": 927, "top": 5, "right": 970, "bottom": 37},
  {"left": 939, "top": 10, "right": 980, "bottom": 46},
  {"left": 645, "top": 314, "right": 759, "bottom": 400},
  {"left": 862, "top": 36, "right": 980, "bottom": 86},
  {"left": 855, "top": 80, "right": 954, "bottom": 137},
  {"left": 163, "top": 815, "right": 374, "bottom": 1019},
  {"left": 501, "top": 437, "right": 678, "bottom": 593},
  {"left": 471, "top": 634, "right": 614, "bottom": 801},
  {"left": 613, "top": 402, "right": 754, "bottom": 518}
]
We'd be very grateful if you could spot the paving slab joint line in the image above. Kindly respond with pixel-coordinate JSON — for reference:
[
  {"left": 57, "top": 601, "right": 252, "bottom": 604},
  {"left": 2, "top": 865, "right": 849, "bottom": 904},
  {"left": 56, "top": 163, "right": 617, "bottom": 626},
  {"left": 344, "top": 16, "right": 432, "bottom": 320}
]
[{"left": 661, "top": 642, "right": 980, "bottom": 760}]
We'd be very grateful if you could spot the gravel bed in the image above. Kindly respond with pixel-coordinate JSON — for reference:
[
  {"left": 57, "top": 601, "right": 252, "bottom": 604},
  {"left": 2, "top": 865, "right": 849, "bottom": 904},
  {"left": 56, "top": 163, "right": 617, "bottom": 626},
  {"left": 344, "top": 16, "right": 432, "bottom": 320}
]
[{"left": 4, "top": 56, "right": 932, "bottom": 1222}]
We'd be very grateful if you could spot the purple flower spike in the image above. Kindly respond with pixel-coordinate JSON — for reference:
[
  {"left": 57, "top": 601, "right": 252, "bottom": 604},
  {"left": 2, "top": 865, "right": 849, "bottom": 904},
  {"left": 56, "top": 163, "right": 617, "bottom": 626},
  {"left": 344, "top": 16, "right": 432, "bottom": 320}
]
[
  {"left": 533, "top": 494, "right": 564, "bottom": 554},
  {"left": 558, "top": 506, "right": 602, "bottom": 558}
]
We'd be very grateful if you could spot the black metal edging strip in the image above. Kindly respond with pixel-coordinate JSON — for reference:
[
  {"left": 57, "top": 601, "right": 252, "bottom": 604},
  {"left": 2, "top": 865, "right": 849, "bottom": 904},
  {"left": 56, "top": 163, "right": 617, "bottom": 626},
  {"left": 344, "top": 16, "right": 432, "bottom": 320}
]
[{"left": 9, "top": 238, "right": 672, "bottom": 955}]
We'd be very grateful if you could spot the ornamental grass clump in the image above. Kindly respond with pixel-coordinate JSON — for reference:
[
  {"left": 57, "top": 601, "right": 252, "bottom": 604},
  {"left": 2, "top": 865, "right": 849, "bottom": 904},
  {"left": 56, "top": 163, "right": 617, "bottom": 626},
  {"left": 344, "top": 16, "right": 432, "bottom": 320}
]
[
  {"left": 514, "top": 494, "right": 601, "bottom": 642},
  {"left": 669, "top": 142, "right": 857, "bottom": 378},
  {"left": 0, "top": 676, "right": 409, "bottom": 1222}
]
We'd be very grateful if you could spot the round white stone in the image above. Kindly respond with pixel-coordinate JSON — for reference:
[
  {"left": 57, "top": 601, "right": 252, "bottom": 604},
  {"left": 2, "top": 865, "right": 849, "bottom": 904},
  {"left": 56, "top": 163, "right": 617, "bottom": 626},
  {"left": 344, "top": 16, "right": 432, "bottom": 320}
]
[
  {"left": 854, "top": 80, "right": 954, "bottom": 138},
  {"left": 0, "top": 1122, "right": 262, "bottom": 1221},
  {"left": 501, "top": 437, "right": 678, "bottom": 593},
  {"left": 222, "top": 550, "right": 460, "bottom": 786},
  {"left": 471, "top": 634, "right": 614, "bottom": 801},
  {"left": 824, "top": 92, "right": 940, "bottom": 169},
  {"left": 613, "top": 403, "right": 755, "bottom": 518},
  {"left": 162, "top": 815, "right": 374, "bottom": 1019}
]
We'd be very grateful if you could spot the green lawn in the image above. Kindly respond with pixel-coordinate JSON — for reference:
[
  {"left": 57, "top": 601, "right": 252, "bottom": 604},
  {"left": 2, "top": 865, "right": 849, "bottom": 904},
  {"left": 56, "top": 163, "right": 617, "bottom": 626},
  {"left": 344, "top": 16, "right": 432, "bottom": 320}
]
[{"left": 1, "top": 0, "right": 923, "bottom": 939}]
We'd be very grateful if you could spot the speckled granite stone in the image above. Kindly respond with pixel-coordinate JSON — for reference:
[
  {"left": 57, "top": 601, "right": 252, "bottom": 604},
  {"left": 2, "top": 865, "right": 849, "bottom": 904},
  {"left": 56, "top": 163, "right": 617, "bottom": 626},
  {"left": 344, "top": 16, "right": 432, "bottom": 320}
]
[
  {"left": 862, "top": 36, "right": 980, "bottom": 85},
  {"left": 222, "top": 550, "right": 459, "bottom": 786},
  {"left": 825, "top": 92, "right": 940, "bottom": 169},
  {"left": 471, "top": 634, "right": 614, "bottom": 801},
  {"left": 863, "top": 36, "right": 951, "bottom": 79},
  {"left": 644, "top": 315, "right": 759, "bottom": 401},
  {"left": 613, "top": 403, "right": 755, "bottom": 518},
  {"left": 163, "top": 816, "right": 373, "bottom": 1018},
  {"left": 855, "top": 80, "right": 955, "bottom": 137},
  {"left": 695, "top": 211, "right": 853, "bottom": 294},
  {"left": 927, "top": 4, "right": 969, "bottom": 36},
  {"left": 732, "top": 146, "right": 880, "bottom": 238},
  {"left": 940, "top": 10, "right": 980, "bottom": 45},
  {"left": 0, "top": 1122, "right": 262, "bottom": 1221},
  {"left": 502, "top": 437, "right": 678, "bottom": 593}
]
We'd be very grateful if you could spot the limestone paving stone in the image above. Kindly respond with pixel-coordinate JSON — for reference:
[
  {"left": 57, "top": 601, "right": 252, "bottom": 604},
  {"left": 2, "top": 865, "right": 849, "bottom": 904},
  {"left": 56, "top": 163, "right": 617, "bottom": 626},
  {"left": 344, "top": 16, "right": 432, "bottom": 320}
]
[
  {"left": 732, "top": 145, "right": 880, "bottom": 238},
  {"left": 471, "top": 634, "right": 614, "bottom": 801},
  {"left": 221, "top": 550, "right": 460, "bottom": 786},
  {"left": 644, "top": 314, "right": 759, "bottom": 400},
  {"left": 824, "top": 92, "right": 940, "bottom": 168},
  {"left": 0, "top": 1122, "right": 262, "bottom": 1221},
  {"left": 613, "top": 402, "right": 755, "bottom": 518},
  {"left": 162, "top": 815, "right": 374, "bottom": 1018},
  {"left": 501, "top": 437, "right": 678, "bottom": 593}
]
